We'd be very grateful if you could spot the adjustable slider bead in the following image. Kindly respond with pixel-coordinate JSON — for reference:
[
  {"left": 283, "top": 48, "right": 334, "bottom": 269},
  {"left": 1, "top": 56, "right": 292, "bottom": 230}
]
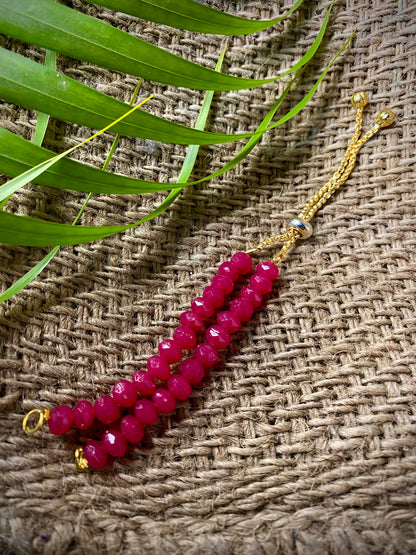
[{"left": 287, "top": 217, "right": 313, "bottom": 239}]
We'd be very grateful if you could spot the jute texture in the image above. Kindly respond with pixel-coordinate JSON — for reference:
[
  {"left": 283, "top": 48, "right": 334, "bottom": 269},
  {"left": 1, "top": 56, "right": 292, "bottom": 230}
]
[{"left": 1, "top": 1, "right": 415, "bottom": 553}]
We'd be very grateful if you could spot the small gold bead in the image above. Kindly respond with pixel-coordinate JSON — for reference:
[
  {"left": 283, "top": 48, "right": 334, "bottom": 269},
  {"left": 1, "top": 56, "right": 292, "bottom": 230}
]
[
  {"left": 351, "top": 91, "right": 368, "bottom": 109},
  {"left": 376, "top": 109, "right": 395, "bottom": 127}
]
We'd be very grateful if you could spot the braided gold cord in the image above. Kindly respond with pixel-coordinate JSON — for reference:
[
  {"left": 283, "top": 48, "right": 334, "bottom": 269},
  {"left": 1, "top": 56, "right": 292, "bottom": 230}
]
[{"left": 246, "top": 93, "right": 394, "bottom": 265}]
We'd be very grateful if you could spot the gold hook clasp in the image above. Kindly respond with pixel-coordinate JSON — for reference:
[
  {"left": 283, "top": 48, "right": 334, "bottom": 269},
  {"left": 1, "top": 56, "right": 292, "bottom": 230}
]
[{"left": 22, "top": 408, "right": 50, "bottom": 434}]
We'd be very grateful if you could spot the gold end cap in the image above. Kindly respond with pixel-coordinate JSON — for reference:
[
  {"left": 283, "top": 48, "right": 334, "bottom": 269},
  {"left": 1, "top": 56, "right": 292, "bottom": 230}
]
[
  {"left": 75, "top": 447, "right": 89, "bottom": 472},
  {"left": 351, "top": 91, "right": 368, "bottom": 109},
  {"left": 376, "top": 109, "right": 395, "bottom": 127}
]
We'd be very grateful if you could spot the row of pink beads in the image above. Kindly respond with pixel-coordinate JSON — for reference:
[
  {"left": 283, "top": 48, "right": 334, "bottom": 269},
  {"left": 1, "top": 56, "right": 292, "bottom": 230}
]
[{"left": 46, "top": 253, "right": 278, "bottom": 468}]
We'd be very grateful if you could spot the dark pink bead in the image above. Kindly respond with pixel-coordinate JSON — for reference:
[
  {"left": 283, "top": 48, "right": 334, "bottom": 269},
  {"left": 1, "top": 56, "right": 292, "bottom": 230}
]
[
  {"left": 191, "top": 297, "right": 214, "bottom": 319},
  {"left": 173, "top": 326, "right": 197, "bottom": 350},
  {"left": 180, "top": 311, "right": 204, "bottom": 331},
  {"left": 256, "top": 261, "right": 279, "bottom": 281},
  {"left": 218, "top": 261, "right": 239, "bottom": 281},
  {"left": 153, "top": 388, "right": 176, "bottom": 414},
  {"left": 180, "top": 358, "right": 204, "bottom": 385},
  {"left": 102, "top": 429, "right": 127, "bottom": 457},
  {"left": 211, "top": 274, "right": 234, "bottom": 295},
  {"left": 134, "top": 398, "right": 159, "bottom": 425},
  {"left": 230, "top": 252, "right": 253, "bottom": 274},
  {"left": 48, "top": 405, "right": 73, "bottom": 435},
  {"left": 73, "top": 400, "right": 95, "bottom": 430},
  {"left": 132, "top": 370, "right": 156, "bottom": 396},
  {"left": 193, "top": 343, "right": 219, "bottom": 367},
  {"left": 158, "top": 339, "right": 182, "bottom": 364},
  {"left": 250, "top": 273, "right": 273, "bottom": 295},
  {"left": 206, "top": 325, "right": 231, "bottom": 350},
  {"left": 147, "top": 355, "right": 171, "bottom": 380},
  {"left": 94, "top": 395, "right": 120, "bottom": 425},
  {"left": 230, "top": 298, "right": 254, "bottom": 322},
  {"left": 84, "top": 440, "right": 108, "bottom": 469},
  {"left": 217, "top": 311, "right": 242, "bottom": 333},
  {"left": 112, "top": 379, "right": 137, "bottom": 408},
  {"left": 167, "top": 374, "right": 192, "bottom": 401},
  {"left": 239, "top": 286, "right": 263, "bottom": 308},
  {"left": 120, "top": 415, "right": 144, "bottom": 444},
  {"left": 202, "top": 286, "right": 224, "bottom": 309}
]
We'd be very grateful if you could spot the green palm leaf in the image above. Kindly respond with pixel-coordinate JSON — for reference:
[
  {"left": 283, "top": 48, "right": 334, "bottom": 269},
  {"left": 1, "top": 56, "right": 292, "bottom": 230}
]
[{"left": 0, "top": 34, "right": 353, "bottom": 248}]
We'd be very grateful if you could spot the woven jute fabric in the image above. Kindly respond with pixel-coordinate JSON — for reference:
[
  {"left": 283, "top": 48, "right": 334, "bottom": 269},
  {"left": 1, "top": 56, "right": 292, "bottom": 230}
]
[{"left": 1, "top": 0, "right": 415, "bottom": 553}]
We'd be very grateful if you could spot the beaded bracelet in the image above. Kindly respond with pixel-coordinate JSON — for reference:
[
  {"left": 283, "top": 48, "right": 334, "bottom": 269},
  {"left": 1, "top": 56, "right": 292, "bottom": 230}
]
[{"left": 23, "top": 92, "right": 394, "bottom": 470}]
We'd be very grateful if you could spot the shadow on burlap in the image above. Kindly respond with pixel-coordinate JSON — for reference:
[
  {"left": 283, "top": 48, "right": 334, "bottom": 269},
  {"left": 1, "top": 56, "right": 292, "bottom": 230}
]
[{"left": 0, "top": 0, "right": 415, "bottom": 553}]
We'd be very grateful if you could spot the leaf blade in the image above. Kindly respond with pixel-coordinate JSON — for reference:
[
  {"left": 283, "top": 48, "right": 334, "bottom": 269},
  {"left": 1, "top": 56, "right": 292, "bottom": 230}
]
[
  {"left": 0, "top": 47, "right": 251, "bottom": 145},
  {"left": 0, "top": 246, "right": 59, "bottom": 303},
  {"left": 32, "top": 48, "right": 56, "bottom": 146},
  {"left": 90, "top": 0, "right": 304, "bottom": 35}
]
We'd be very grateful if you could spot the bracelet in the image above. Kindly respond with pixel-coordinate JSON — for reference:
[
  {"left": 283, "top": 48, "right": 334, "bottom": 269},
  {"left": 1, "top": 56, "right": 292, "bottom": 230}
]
[{"left": 23, "top": 92, "right": 395, "bottom": 470}]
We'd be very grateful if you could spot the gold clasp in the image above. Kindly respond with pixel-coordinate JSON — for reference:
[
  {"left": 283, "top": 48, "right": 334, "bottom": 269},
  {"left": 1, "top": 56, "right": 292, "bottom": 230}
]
[{"left": 22, "top": 408, "right": 50, "bottom": 434}]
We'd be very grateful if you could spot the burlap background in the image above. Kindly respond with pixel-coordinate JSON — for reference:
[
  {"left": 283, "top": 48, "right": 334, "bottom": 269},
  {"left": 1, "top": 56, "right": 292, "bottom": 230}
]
[{"left": 1, "top": 0, "right": 415, "bottom": 553}]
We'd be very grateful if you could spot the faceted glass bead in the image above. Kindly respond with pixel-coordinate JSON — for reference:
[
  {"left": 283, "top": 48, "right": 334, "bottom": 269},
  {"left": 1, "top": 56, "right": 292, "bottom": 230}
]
[
  {"left": 112, "top": 379, "right": 137, "bottom": 408},
  {"left": 102, "top": 429, "right": 128, "bottom": 457},
  {"left": 230, "top": 252, "right": 253, "bottom": 274},
  {"left": 132, "top": 370, "right": 156, "bottom": 396},
  {"left": 216, "top": 311, "right": 241, "bottom": 333},
  {"left": 84, "top": 440, "right": 108, "bottom": 469},
  {"left": 167, "top": 374, "right": 192, "bottom": 401},
  {"left": 191, "top": 297, "right": 214, "bottom": 319},
  {"left": 218, "top": 261, "right": 239, "bottom": 281},
  {"left": 193, "top": 343, "right": 219, "bottom": 367},
  {"left": 48, "top": 405, "right": 74, "bottom": 435},
  {"left": 179, "top": 358, "right": 204, "bottom": 384},
  {"left": 153, "top": 388, "right": 176, "bottom": 414},
  {"left": 179, "top": 311, "right": 204, "bottom": 331},
  {"left": 211, "top": 274, "right": 234, "bottom": 295},
  {"left": 239, "top": 286, "right": 263, "bottom": 308},
  {"left": 230, "top": 298, "right": 254, "bottom": 322},
  {"left": 158, "top": 339, "right": 182, "bottom": 364},
  {"left": 120, "top": 415, "right": 144, "bottom": 444},
  {"left": 147, "top": 355, "right": 171, "bottom": 380},
  {"left": 206, "top": 325, "right": 231, "bottom": 350},
  {"left": 134, "top": 398, "right": 159, "bottom": 425},
  {"left": 73, "top": 400, "right": 95, "bottom": 430},
  {"left": 256, "top": 261, "right": 279, "bottom": 281},
  {"left": 94, "top": 395, "right": 120, "bottom": 425},
  {"left": 173, "top": 326, "right": 197, "bottom": 350},
  {"left": 202, "top": 286, "right": 224, "bottom": 309},
  {"left": 249, "top": 273, "right": 273, "bottom": 295}
]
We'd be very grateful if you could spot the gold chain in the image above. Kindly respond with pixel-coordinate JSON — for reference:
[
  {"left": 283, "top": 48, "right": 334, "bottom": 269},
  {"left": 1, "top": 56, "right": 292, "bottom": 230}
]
[{"left": 246, "top": 92, "right": 394, "bottom": 265}]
